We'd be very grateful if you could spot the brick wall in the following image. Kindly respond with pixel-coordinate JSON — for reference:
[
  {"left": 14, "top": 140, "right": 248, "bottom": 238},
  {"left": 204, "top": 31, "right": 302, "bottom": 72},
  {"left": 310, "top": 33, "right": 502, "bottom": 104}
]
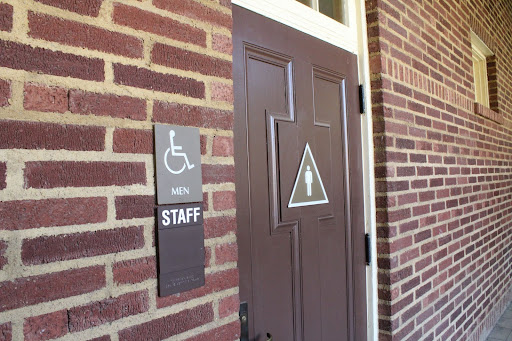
[
  {"left": 367, "top": 0, "right": 512, "bottom": 340},
  {"left": 0, "top": 0, "right": 239, "bottom": 340}
]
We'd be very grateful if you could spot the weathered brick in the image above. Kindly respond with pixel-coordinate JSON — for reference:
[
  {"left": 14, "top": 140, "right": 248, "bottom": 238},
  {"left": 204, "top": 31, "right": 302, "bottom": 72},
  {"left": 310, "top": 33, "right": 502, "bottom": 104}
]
[
  {"left": 152, "top": 43, "right": 232, "bottom": 79},
  {"left": 113, "top": 3, "right": 206, "bottom": 47},
  {"left": 118, "top": 303, "right": 213, "bottom": 341},
  {"left": 24, "top": 83, "right": 68, "bottom": 113},
  {"left": 114, "top": 63, "right": 204, "bottom": 98},
  {"left": 202, "top": 164, "right": 235, "bottom": 184},
  {"left": 113, "top": 128, "right": 153, "bottom": 154},
  {"left": 204, "top": 216, "right": 236, "bottom": 238},
  {"left": 153, "top": 0, "right": 232, "bottom": 29},
  {"left": 113, "top": 256, "right": 157, "bottom": 285},
  {"left": 218, "top": 294, "right": 239, "bottom": 319},
  {"left": 29, "top": 13, "right": 143, "bottom": 58},
  {"left": 0, "top": 120, "right": 105, "bottom": 151},
  {"left": 153, "top": 101, "right": 233, "bottom": 129},
  {"left": 69, "top": 90, "right": 146, "bottom": 120},
  {"left": 0, "top": 266, "right": 105, "bottom": 312},
  {"left": 157, "top": 268, "right": 238, "bottom": 308},
  {"left": 213, "top": 191, "right": 236, "bottom": 211},
  {"left": 24, "top": 161, "right": 146, "bottom": 188},
  {"left": 34, "top": 0, "right": 103, "bottom": 16},
  {"left": 22, "top": 226, "right": 145, "bottom": 265},
  {"left": 0, "top": 322, "right": 12, "bottom": 341},
  {"left": 185, "top": 321, "right": 240, "bottom": 341},
  {"left": 215, "top": 242, "right": 237, "bottom": 265},
  {"left": 211, "top": 82, "right": 234, "bottom": 102},
  {"left": 212, "top": 136, "right": 234, "bottom": 156},
  {"left": 0, "top": 3, "right": 13, "bottom": 32},
  {"left": 68, "top": 291, "right": 149, "bottom": 332},
  {"left": 0, "top": 79, "right": 10, "bottom": 107},
  {"left": 24, "top": 310, "right": 68, "bottom": 341},
  {"left": 0, "top": 240, "right": 7, "bottom": 270},
  {"left": 115, "top": 195, "right": 155, "bottom": 220},
  {"left": 0, "top": 197, "right": 107, "bottom": 230},
  {"left": 0, "top": 162, "right": 6, "bottom": 190},
  {"left": 0, "top": 41, "right": 104, "bottom": 81},
  {"left": 212, "top": 34, "right": 232, "bottom": 55}
]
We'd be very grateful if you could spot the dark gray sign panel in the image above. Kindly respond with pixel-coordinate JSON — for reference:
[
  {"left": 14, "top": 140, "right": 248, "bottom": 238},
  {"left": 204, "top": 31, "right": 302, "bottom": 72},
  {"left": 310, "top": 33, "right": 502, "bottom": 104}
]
[
  {"left": 155, "top": 125, "right": 202, "bottom": 205},
  {"left": 157, "top": 203, "right": 205, "bottom": 296}
]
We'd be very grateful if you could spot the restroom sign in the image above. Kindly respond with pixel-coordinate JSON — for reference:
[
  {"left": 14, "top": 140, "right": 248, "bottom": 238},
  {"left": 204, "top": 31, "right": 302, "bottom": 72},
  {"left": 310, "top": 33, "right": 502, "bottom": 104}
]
[
  {"left": 288, "top": 143, "right": 329, "bottom": 208},
  {"left": 155, "top": 125, "right": 202, "bottom": 205}
]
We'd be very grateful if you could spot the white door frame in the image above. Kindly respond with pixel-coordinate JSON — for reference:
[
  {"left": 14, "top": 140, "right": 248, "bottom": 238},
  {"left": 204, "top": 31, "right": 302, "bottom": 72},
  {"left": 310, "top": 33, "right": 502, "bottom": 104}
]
[{"left": 231, "top": 1, "right": 378, "bottom": 339}]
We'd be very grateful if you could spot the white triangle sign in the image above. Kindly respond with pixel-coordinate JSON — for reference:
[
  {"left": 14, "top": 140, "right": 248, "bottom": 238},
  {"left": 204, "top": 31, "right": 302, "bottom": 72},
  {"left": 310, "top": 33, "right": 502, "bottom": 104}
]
[{"left": 288, "top": 143, "right": 329, "bottom": 208}]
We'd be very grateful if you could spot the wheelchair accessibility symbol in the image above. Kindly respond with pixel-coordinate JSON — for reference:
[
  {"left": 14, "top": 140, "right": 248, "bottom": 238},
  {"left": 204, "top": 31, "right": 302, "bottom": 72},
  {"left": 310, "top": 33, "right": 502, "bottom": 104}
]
[
  {"left": 164, "top": 130, "right": 195, "bottom": 175},
  {"left": 155, "top": 124, "right": 202, "bottom": 205}
]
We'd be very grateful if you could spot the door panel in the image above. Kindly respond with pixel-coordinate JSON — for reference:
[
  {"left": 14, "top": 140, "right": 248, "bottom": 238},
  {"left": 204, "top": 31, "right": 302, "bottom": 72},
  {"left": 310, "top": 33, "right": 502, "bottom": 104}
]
[{"left": 234, "top": 6, "right": 366, "bottom": 341}]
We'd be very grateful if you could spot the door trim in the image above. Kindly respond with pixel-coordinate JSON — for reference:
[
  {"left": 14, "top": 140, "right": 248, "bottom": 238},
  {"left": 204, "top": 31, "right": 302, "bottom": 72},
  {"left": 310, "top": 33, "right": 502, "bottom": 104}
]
[{"left": 231, "top": 1, "right": 378, "bottom": 340}]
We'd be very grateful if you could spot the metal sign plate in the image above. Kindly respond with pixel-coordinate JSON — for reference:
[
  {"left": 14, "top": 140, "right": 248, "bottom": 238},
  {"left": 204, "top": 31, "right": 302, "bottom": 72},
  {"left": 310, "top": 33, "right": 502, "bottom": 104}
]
[
  {"left": 157, "top": 203, "right": 205, "bottom": 296},
  {"left": 155, "top": 124, "right": 202, "bottom": 205},
  {"left": 288, "top": 143, "right": 329, "bottom": 207}
]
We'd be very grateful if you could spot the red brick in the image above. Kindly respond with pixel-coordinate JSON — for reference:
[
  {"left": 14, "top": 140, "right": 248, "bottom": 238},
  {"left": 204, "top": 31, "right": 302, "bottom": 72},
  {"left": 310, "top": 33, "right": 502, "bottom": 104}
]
[
  {"left": 113, "top": 63, "right": 204, "bottom": 98},
  {"left": 69, "top": 90, "right": 146, "bottom": 120},
  {"left": 211, "top": 82, "right": 233, "bottom": 103},
  {"left": 212, "top": 34, "right": 232, "bottom": 55},
  {"left": 24, "top": 83, "right": 68, "bottom": 113},
  {"left": 115, "top": 195, "right": 155, "bottom": 220},
  {"left": 212, "top": 136, "right": 234, "bottom": 156},
  {"left": 200, "top": 135, "right": 207, "bottom": 155},
  {"left": 203, "top": 192, "right": 209, "bottom": 211},
  {"left": 204, "top": 216, "right": 236, "bottom": 238},
  {"left": 0, "top": 162, "right": 5, "bottom": 190},
  {"left": 0, "top": 79, "right": 10, "bottom": 106},
  {"left": 153, "top": 101, "right": 233, "bottom": 129},
  {"left": 0, "top": 240, "right": 7, "bottom": 270},
  {"left": 118, "top": 303, "right": 213, "bottom": 341},
  {"left": 0, "top": 41, "right": 104, "bottom": 81},
  {"left": 29, "top": 13, "right": 143, "bottom": 58},
  {"left": 203, "top": 164, "right": 235, "bottom": 184},
  {"left": 113, "top": 256, "right": 157, "bottom": 285},
  {"left": 153, "top": 0, "right": 232, "bottom": 29},
  {"left": 213, "top": 191, "right": 236, "bottom": 211},
  {"left": 34, "top": 0, "right": 103, "bottom": 16},
  {"left": 218, "top": 294, "right": 239, "bottom": 319},
  {"left": 0, "top": 266, "right": 105, "bottom": 312},
  {"left": 215, "top": 242, "right": 237, "bottom": 265},
  {"left": 113, "top": 3, "right": 206, "bottom": 47},
  {"left": 24, "top": 161, "right": 146, "bottom": 188},
  {"left": 185, "top": 321, "right": 240, "bottom": 341},
  {"left": 152, "top": 43, "right": 232, "bottom": 79},
  {"left": 68, "top": 291, "right": 149, "bottom": 332},
  {"left": 0, "top": 197, "right": 107, "bottom": 230},
  {"left": 22, "top": 226, "right": 145, "bottom": 265},
  {"left": 24, "top": 310, "right": 68, "bottom": 341},
  {"left": 0, "top": 322, "right": 11, "bottom": 341},
  {"left": 0, "top": 120, "right": 105, "bottom": 151},
  {"left": 157, "top": 268, "right": 238, "bottom": 308},
  {"left": 113, "top": 128, "right": 153, "bottom": 154},
  {"left": 0, "top": 3, "right": 13, "bottom": 32}
]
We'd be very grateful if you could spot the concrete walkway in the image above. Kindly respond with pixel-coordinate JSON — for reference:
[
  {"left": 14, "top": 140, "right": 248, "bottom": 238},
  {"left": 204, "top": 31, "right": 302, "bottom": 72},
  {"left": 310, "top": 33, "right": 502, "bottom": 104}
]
[{"left": 487, "top": 304, "right": 512, "bottom": 341}]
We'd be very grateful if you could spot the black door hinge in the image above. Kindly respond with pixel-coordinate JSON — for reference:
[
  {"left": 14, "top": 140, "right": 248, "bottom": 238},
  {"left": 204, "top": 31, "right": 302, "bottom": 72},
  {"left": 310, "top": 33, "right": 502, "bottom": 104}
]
[
  {"left": 359, "top": 84, "right": 365, "bottom": 114},
  {"left": 240, "top": 301, "right": 249, "bottom": 341},
  {"left": 365, "top": 233, "right": 371, "bottom": 265}
]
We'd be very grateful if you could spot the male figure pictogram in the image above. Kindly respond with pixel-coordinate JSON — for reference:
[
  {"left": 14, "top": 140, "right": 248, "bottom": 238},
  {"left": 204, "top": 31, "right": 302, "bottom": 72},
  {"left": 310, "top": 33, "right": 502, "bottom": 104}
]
[{"left": 305, "top": 165, "right": 313, "bottom": 196}]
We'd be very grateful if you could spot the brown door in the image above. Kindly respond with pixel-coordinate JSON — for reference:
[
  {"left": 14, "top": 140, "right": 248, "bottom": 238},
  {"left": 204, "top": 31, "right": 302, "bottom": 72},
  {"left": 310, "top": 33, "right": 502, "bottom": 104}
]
[{"left": 234, "top": 6, "right": 367, "bottom": 341}]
